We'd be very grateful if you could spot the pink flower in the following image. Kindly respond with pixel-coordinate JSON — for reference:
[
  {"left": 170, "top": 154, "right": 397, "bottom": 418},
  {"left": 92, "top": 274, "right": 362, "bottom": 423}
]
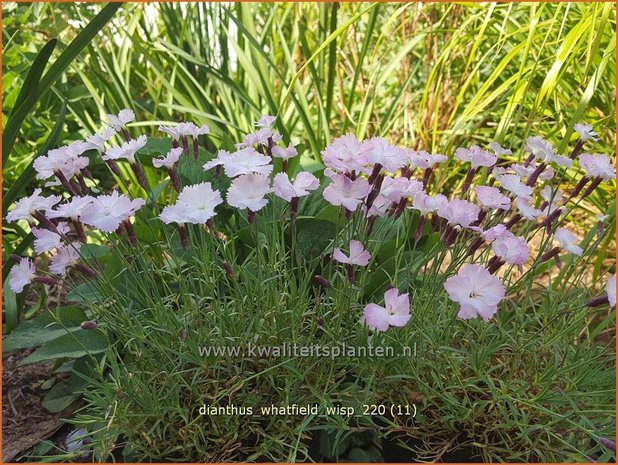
[
  {"left": 514, "top": 197, "right": 543, "bottom": 220},
  {"left": 6, "top": 189, "right": 62, "bottom": 223},
  {"left": 321, "top": 134, "right": 368, "bottom": 174},
  {"left": 411, "top": 192, "right": 448, "bottom": 215},
  {"left": 107, "top": 109, "right": 135, "bottom": 130},
  {"left": 360, "top": 137, "right": 406, "bottom": 172},
  {"left": 407, "top": 150, "right": 448, "bottom": 170},
  {"left": 491, "top": 234, "right": 529, "bottom": 265},
  {"left": 364, "top": 194, "right": 390, "bottom": 218},
  {"left": 323, "top": 174, "right": 371, "bottom": 212},
  {"left": 9, "top": 258, "right": 36, "bottom": 293},
  {"left": 454, "top": 145, "right": 497, "bottom": 168},
  {"left": 488, "top": 142, "right": 512, "bottom": 156},
  {"left": 380, "top": 177, "right": 423, "bottom": 203},
  {"left": 495, "top": 174, "right": 533, "bottom": 199},
  {"left": 153, "top": 147, "right": 183, "bottom": 169},
  {"left": 50, "top": 245, "right": 81, "bottom": 276},
  {"left": 510, "top": 163, "right": 535, "bottom": 178},
  {"left": 272, "top": 143, "right": 298, "bottom": 160},
  {"left": 80, "top": 191, "right": 145, "bottom": 232},
  {"left": 525, "top": 136, "right": 572, "bottom": 168},
  {"left": 160, "top": 182, "right": 223, "bottom": 224},
  {"left": 333, "top": 240, "right": 371, "bottom": 266},
  {"left": 574, "top": 123, "right": 598, "bottom": 142},
  {"left": 363, "top": 288, "right": 411, "bottom": 332},
  {"left": 481, "top": 224, "right": 510, "bottom": 242},
  {"left": 48, "top": 197, "right": 93, "bottom": 221},
  {"left": 240, "top": 127, "right": 282, "bottom": 148},
  {"left": 256, "top": 115, "right": 276, "bottom": 128},
  {"left": 443, "top": 264, "right": 506, "bottom": 321},
  {"left": 607, "top": 274, "right": 616, "bottom": 308},
  {"left": 227, "top": 173, "right": 272, "bottom": 212},
  {"left": 273, "top": 172, "right": 319, "bottom": 201},
  {"left": 159, "top": 122, "right": 209, "bottom": 139},
  {"left": 33, "top": 222, "right": 70, "bottom": 254},
  {"left": 579, "top": 154, "right": 615, "bottom": 180},
  {"left": 554, "top": 228, "right": 583, "bottom": 256},
  {"left": 203, "top": 147, "right": 273, "bottom": 178},
  {"left": 475, "top": 186, "right": 511, "bottom": 211},
  {"left": 103, "top": 135, "right": 147, "bottom": 163},
  {"left": 437, "top": 199, "right": 480, "bottom": 228}
]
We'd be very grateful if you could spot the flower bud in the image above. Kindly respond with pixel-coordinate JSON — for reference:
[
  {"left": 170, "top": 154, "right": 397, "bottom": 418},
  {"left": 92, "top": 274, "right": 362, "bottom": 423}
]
[
  {"left": 80, "top": 320, "right": 97, "bottom": 330},
  {"left": 313, "top": 275, "right": 331, "bottom": 289}
]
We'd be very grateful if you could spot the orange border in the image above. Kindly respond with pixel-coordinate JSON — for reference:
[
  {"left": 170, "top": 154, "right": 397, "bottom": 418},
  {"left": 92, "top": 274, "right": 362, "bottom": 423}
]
[{"left": 0, "top": 1, "right": 616, "bottom": 464}]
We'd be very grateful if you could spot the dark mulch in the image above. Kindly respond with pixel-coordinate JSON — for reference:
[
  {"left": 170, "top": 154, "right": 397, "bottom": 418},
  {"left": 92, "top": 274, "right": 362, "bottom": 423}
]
[{"left": 2, "top": 348, "right": 65, "bottom": 462}]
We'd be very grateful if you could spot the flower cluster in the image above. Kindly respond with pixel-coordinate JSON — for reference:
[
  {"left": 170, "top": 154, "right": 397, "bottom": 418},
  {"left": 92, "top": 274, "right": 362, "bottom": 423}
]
[{"left": 6, "top": 109, "right": 615, "bottom": 333}]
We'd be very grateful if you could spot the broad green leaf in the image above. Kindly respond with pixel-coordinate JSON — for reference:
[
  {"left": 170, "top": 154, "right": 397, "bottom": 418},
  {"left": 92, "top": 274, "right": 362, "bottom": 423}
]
[
  {"left": 20, "top": 329, "right": 109, "bottom": 365},
  {"left": 3, "top": 306, "right": 87, "bottom": 352}
]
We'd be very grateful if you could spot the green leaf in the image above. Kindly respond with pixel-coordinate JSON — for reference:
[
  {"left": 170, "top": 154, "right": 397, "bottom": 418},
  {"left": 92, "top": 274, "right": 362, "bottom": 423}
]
[
  {"left": 2, "top": 40, "right": 57, "bottom": 167},
  {"left": 3, "top": 100, "right": 68, "bottom": 215},
  {"left": 20, "top": 329, "right": 109, "bottom": 365},
  {"left": 2, "top": 279, "right": 20, "bottom": 333},
  {"left": 2, "top": 3, "right": 122, "bottom": 167},
  {"left": 67, "top": 282, "right": 106, "bottom": 303},
  {"left": 3, "top": 306, "right": 87, "bottom": 352},
  {"left": 294, "top": 218, "right": 338, "bottom": 259},
  {"left": 43, "top": 356, "right": 94, "bottom": 413}
]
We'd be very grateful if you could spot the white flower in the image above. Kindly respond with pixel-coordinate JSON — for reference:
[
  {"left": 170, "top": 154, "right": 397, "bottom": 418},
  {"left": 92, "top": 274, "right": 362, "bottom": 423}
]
[
  {"left": 321, "top": 134, "right": 368, "bottom": 174},
  {"left": 554, "top": 228, "right": 583, "bottom": 256},
  {"left": 359, "top": 137, "right": 407, "bottom": 172},
  {"left": 579, "top": 154, "right": 615, "bottom": 180},
  {"left": 84, "top": 127, "right": 116, "bottom": 151},
  {"left": 153, "top": 147, "right": 183, "bottom": 169},
  {"left": 203, "top": 147, "right": 273, "bottom": 178},
  {"left": 80, "top": 191, "right": 145, "bottom": 232},
  {"left": 160, "top": 183, "right": 223, "bottom": 224},
  {"left": 491, "top": 234, "right": 530, "bottom": 265},
  {"left": 436, "top": 199, "right": 480, "bottom": 228},
  {"left": 103, "top": 135, "right": 147, "bottom": 163},
  {"left": 240, "top": 127, "right": 282, "bottom": 148},
  {"left": 227, "top": 174, "right": 272, "bottom": 212},
  {"left": 273, "top": 172, "right": 319, "bottom": 201},
  {"left": 606, "top": 274, "right": 616, "bottom": 308},
  {"left": 454, "top": 145, "right": 497, "bottom": 169},
  {"left": 525, "top": 136, "right": 573, "bottom": 168},
  {"left": 6, "top": 189, "right": 62, "bottom": 223},
  {"left": 255, "top": 115, "right": 276, "bottom": 128},
  {"left": 411, "top": 192, "right": 448, "bottom": 215},
  {"left": 407, "top": 150, "right": 448, "bottom": 170},
  {"left": 481, "top": 224, "right": 510, "bottom": 242},
  {"left": 50, "top": 245, "right": 81, "bottom": 276},
  {"left": 488, "top": 142, "right": 512, "bottom": 156},
  {"left": 475, "top": 186, "right": 511, "bottom": 210},
  {"left": 495, "top": 174, "right": 533, "bottom": 199},
  {"left": 271, "top": 143, "right": 298, "bottom": 160},
  {"left": 333, "top": 240, "right": 371, "bottom": 266},
  {"left": 365, "top": 194, "right": 390, "bottom": 218},
  {"left": 160, "top": 122, "right": 209, "bottom": 139},
  {"left": 33, "top": 222, "right": 70, "bottom": 254},
  {"left": 514, "top": 197, "right": 543, "bottom": 220},
  {"left": 47, "top": 197, "right": 94, "bottom": 221},
  {"left": 9, "top": 258, "right": 36, "bottom": 293},
  {"left": 34, "top": 142, "right": 90, "bottom": 181},
  {"left": 107, "top": 109, "right": 135, "bottom": 130},
  {"left": 574, "top": 123, "right": 598, "bottom": 142},
  {"left": 380, "top": 177, "right": 423, "bottom": 203}
]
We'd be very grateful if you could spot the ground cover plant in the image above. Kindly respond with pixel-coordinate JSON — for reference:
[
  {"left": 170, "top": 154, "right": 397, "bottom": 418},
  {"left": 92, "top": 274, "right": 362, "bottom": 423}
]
[{"left": 2, "top": 2, "right": 616, "bottom": 463}]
